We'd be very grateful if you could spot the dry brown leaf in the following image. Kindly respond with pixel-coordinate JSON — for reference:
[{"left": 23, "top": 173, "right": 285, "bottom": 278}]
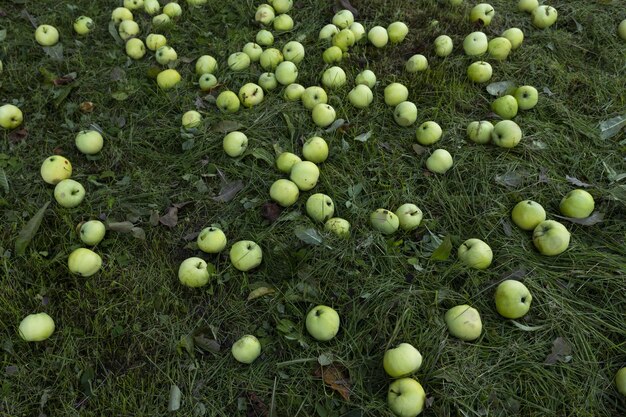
[
  {"left": 159, "top": 207, "right": 179, "bottom": 227},
  {"left": 261, "top": 202, "right": 283, "bottom": 223},
  {"left": 79, "top": 101, "right": 95, "bottom": 113},
  {"left": 9, "top": 128, "right": 29, "bottom": 144},
  {"left": 314, "top": 363, "right": 351, "bottom": 401},
  {"left": 246, "top": 392, "right": 269, "bottom": 417}
]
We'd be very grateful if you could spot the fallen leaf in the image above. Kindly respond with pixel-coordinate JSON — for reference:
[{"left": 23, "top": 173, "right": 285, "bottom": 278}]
[
  {"left": 168, "top": 385, "right": 182, "bottom": 412},
  {"left": 500, "top": 267, "right": 527, "bottom": 280},
  {"left": 159, "top": 207, "right": 179, "bottom": 227},
  {"left": 294, "top": 227, "right": 324, "bottom": 246},
  {"left": 0, "top": 168, "right": 8, "bottom": 194},
  {"left": 211, "top": 120, "right": 244, "bottom": 133},
  {"left": 553, "top": 212, "right": 603, "bottom": 226},
  {"left": 192, "top": 326, "right": 220, "bottom": 354},
  {"left": 486, "top": 81, "right": 516, "bottom": 97},
  {"left": 110, "top": 67, "right": 126, "bottom": 82},
  {"left": 79, "top": 101, "right": 94, "bottom": 113},
  {"left": 261, "top": 202, "right": 283, "bottom": 222},
  {"left": 314, "top": 364, "right": 351, "bottom": 401},
  {"left": 20, "top": 9, "right": 38, "bottom": 28},
  {"left": 9, "top": 128, "right": 29, "bottom": 144},
  {"left": 543, "top": 86, "right": 554, "bottom": 97},
  {"left": 212, "top": 180, "right": 244, "bottom": 203},
  {"left": 495, "top": 172, "right": 524, "bottom": 188},
  {"left": 247, "top": 287, "right": 275, "bottom": 300},
  {"left": 511, "top": 321, "right": 547, "bottom": 331},
  {"left": 354, "top": 131, "right": 372, "bottom": 142},
  {"left": 430, "top": 235, "right": 452, "bottom": 261},
  {"left": 566, "top": 175, "right": 591, "bottom": 187},
  {"left": 52, "top": 72, "right": 77, "bottom": 86},
  {"left": 318, "top": 353, "right": 334, "bottom": 366},
  {"left": 325, "top": 118, "right": 347, "bottom": 133},
  {"left": 15, "top": 201, "right": 50, "bottom": 256},
  {"left": 246, "top": 392, "right": 269, "bottom": 417},
  {"left": 412, "top": 143, "right": 427, "bottom": 156},
  {"left": 108, "top": 21, "right": 124, "bottom": 46},
  {"left": 544, "top": 337, "right": 572, "bottom": 365},
  {"left": 42, "top": 44, "right": 64, "bottom": 61},
  {"left": 598, "top": 113, "right": 626, "bottom": 140}
]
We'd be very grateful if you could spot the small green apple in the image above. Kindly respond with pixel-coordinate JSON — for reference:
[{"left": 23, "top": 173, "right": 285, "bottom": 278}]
[
  {"left": 305, "top": 305, "right": 340, "bottom": 341},
  {"left": 463, "top": 31, "right": 488, "bottom": 56},
  {"left": 223, "top": 131, "right": 248, "bottom": 157},
  {"left": 323, "top": 46, "right": 343, "bottom": 64},
  {"left": 395, "top": 204, "right": 423, "bottom": 231},
  {"left": 216, "top": 91, "right": 240, "bottom": 113},
  {"left": 514, "top": 86, "right": 538, "bottom": 110},
  {"left": 348, "top": 84, "right": 374, "bottom": 109},
  {"left": 502, "top": 28, "right": 524, "bottom": 49},
  {"left": 283, "top": 41, "right": 305, "bottom": 64},
  {"left": 197, "top": 227, "right": 227, "bottom": 253},
  {"left": 394, "top": 101, "right": 418, "bottom": 127},
  {"left": 68, "top": 248, "right": 102, "bottom": 277},
  {"left": 466, "top": 121, "right": 494, "bottom": 144},
  {"left": 434, "top": 35, "right": 453, "bottom": 57},
  {"left": 311, "top": 103, "right": 336, "bottom": 128},
  {"left": 126, "top": 38, "right": 146, "bottom": 59},
  {"left": 269, "top": 179, "right": 299, "bottom": 207},
  {"left": 355, "top": 69, "right": 376, "bottom": 88},
  {"left": 467, "top": 61, "right": 492, "bottom": 83},
  {"left": 35, "top": 25, "right": 59, "bottom": 46},
  {"left": 387, "top": 378, "right": 426, "bottom": 417},
  {"left": 371, "top": 209, "right": 400, "bottom": 234},
  {"left": 458, "top": 238, "right": 493, "bottom": 269},
  {"left": 470, "top": 3, "right": 495, "bottom": 26},
  {"left": 283, "top": 83, "right": 305, "bottom": 101},
  {"left": 255, "top": 4, "right": 275, "bottom": 26},
  {"left": 384, "top": 83, "right": 409, "bottom": 106},
  {"left": 276, "top": 152, "right": 301, "bottom": 173},
  {"left": 532, "top": 5, "right": 558, "bottom": 29},
  {"left": 495, "top": 280, "right": 532, "bottom": 319},
  {"left": 258, "top": 73, "right": 278, "bottom": 91},
  {"left": 243, "top": 42, "right": 263, "bottom": 62},
  {"left": 533, "top": 220, "right": 570, "bottom": 256},
  {"left": 79, "top": 220, "right": 106, "bottom": 246},
  {"left": 73, "top": 16, "right": 94, "bottom": 35},
  {"left": 259, "top": 48, "right": 284, "bottom": 71},
  {"left": 491, "top": 95, "right": 518, "bottom": 119},
  {"left": 302, "top": 136, "right": 329, "bottom": 163},
  {"left": 40, "top": 155, "right": 72, "bottom": 184},
  {"left": 273, "top": 0, "right": 293, "bottom": 13},
  {"left": 256, "top": 29, "right": 274, "bottom": 46},
  {"left": 111, "top": 7, "right": 133, "bottom": 24},
  {"left": 275, "top": 61, "right": 298, "bottom": 85},
  {"left": 239, "top": 82, "right": 265, "bottom": 107},
  {"left": 325, "top": 217, "right": 350, "bottom": 238},
  {"left": 415, "top": 121, "right": 442, "bottom": 145},
  {"left": 301, "top": 86, "right": 327, "bottom": 110},
  {"left": 445, "top": 304, "right": 482, "bottom": 341},
  {"left": 124, "top": 0, "right": 144, "bottom": 10},
  {"left": 118, "top": 20, "right": 140, "bottom": 41},
  {"left": 319, "top": 24, "right": 339, "bottom": 41},
  {"left": 228, "top": 52, "right": 251, "bottom": 71},
  {"left": 198, "top": 73, "right": 218, "bottom": 91},
  {"left": 19, "top": 313, "right": 55, "bottom": 342},
  {"left": 196, "top": 55, "right": 218, "bottom": 75},
  {"left": 163, "top": 2, "right": 182, "bottom": 18},
  {"left": 0, "top": 104, "right": 23, "bottom": 129},
  {"left": 306, "top": 193, "right": 335, "bottom": 223},
  {"left": 230, "top": 240, "right": 263, "bottom": 271},
  {"left": 349, "top": 22, "right": 366, "bottom": 42},
  {"left": 517, "top": 0, "right": 538, "bottom": 13},
  {"left": 152, "top": 13, "right": 171, "bottom": 26},
  {"left": 182, "top": 111, "right": 202, "bottom": 129},
  {"left": 491, "top": 120, "right": 522, "bottom": 148},
  {"left": 273, "top": 14, "right": 294, "bottom": 31},
  {"left": 406, "top": 54, "right": 428, "bottom": 72},
  {"left": 425, "top": 149, "right": 453, "bottom": 174},
  {"left": 619, "top": 20, "right": 626, "bottom": 40},
  {"left": 146, "top": 33, "right": 167, "bottom": 51},
  {"left": 332, "top": 9, "right": 354, "bottom": 29},
  {"left": 387, "top": 22, "right": 409, "bottom": 43},
  {"left": 332, "top": 28, "right": 356, "bottom": 52},
  {"left": 232, "top": 335, "right": 262, "bottom": 364},
  {"left": 144, "top": 0, "right": 161, "bottom": 15},
  {"left": 559, "top": 189, "right": 595, "bottom": 218},
  {"left": 368, "top": 26, "right": 389, "bottom": 48},
  {"left": 54, "top": 179, "right": 85, "bottom": 208},
  {"left": 178, "top": 257, "right": 211, "bottom": 287},
  {"left": 615, "top": 367, "right": 626, "bottom": 396},
  {"left": 487, "top": 37, "right": 512, "bottom": 60},
  {"left": 290, "top": 161, "right": 319, "bottom": 191},
  {"left": 511, "top": 200, "right": 546, "bottom": 230},
  {"left": 156, "top": 69, "right": 181, "bottom": 89},
  {"left": 383, "top": 343, "right": 422, "bottom": 378},
  {"left": 321, "top": 66, "right": 346, "bottom": 89}
]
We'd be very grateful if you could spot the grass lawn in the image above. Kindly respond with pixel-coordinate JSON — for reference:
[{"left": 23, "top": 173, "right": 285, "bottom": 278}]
[{"left": 1, "top": 0, "right": 625, "bottom": 416}]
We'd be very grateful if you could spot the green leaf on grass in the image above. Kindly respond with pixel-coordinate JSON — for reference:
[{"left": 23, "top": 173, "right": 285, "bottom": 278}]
[
  {"left": 0, "top": 168, "right": 8, "bottom": 193},
  {"left": 295, "top": 227, "right": 324, "bottom": 245},
  {"left": 211, "top": 120, "right": 243, "bottom": 133},
  {"left": 283, "top": 113, "right": 295, "bottom": 140},
  {"left": 251, "top": 148, "right": 275, "bottom": 165},
  {"left": 354, "top": 131, "right": 372, "bottom": 142},
  {"left": 430, "top": 235, "right": 452, "bottom": 261},
  {"left": 598, "top": 113, "right": 626, "bottom": 140},
  {"left": 42, "top": 43, "right": 63, "bottom": 61},
  {"left": 15, "top": 201, "right": 50, "bottom": 256},
  {"left": 108, "top": 21, "right": 124, "bottom": 46},
  {"left": 168, "top": 385, "right": 182, "bottom": 412}
]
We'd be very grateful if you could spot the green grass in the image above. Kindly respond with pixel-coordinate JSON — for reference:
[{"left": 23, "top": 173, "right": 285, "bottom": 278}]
[{"left": 1, "top": 0, "right": 625, "bottom": 416}]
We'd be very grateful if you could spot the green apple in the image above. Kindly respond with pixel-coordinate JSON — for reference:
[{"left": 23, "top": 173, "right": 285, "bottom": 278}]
[
  {"left": 276, "top": 152, "right": 301, "bottom": 173},
  {"left": 495, "top": 280, "right": 532, "bottom": 319},
  {"left": 406, "top": 54, "right": 428, "bottom": 72},
  {"left": 514, "top": 86, "right": 538, "bottom": 110},
  {"left": 75, "top": 130, "right": 103, "bottom": 155},
  {"left": 186, "top": 0, "right": 208, "bottom": 5},
  {"left": 463, "top": 31, "right": 488, "bottom": 56},
  {"left": 371, "top": 209, "right": 400, "bottom": 234},
  {"left": 216, "top": 91, "right": 240, "bottom": 113},
  {"left": 256, "top": 29, "right": 274, "bottom": 46},
  {"left": 255, "top": 4, "right": 275, "bottom": 26},
  {"left": 199, "top": 73, "right": 218, "bottom": 91},
  {"left": 124, "top": 0, "right": 143, "bottom": 10},
  {"left": 332, "top": 9, "right": 354, "bottom": 29},
  {"left": 458, "top": 238, "right": 493, "bottom": 269},
  {"left": 332, "top": 29, "right": 356, "bottom": 52},
  {"left": 491, "top": 95, "right": 518, "bottom": 119},
  {"left": 290, "top": 161, "right": 319, "bottom": 191},
  {"left": 284, "top": 83, "right": 306, "bottom": 101},
  {"left": 275, "top": 61, "right": 298, "bottom": 85},
  {"left": 491, "top": 120, "right": 522, "bottom": 148},
  {"left": 319, "top": 24, "right": 339, "bottom": 41},
  {"left": 387, "top": 22, "right": 409, "bottom": 43},
  {"left": 258, "top": 73, "right": 278, "bottom": 91},
  {"left": 35, "top": 25, "right": 59, "bottom": 46},
  {"left": 155, "top": 45, "right": 176, "bottom": 65},
  {"left": 467, "top": 61, "right": 492, "bottom": 83},
  {"left": 68, "top": 248, "right": 102, "bottom": 277},
  {"left": 144, "top": 0, "right": 161, "bottom": 14},
  {"left": 156, "top": 69, "right": 181, "bottom": 89},
  {"left": 349, "top": 22, "right": 366, "bottom": 42},
  {"left": 0, "top": 104, "right": 23, "bottom": 129},
  {"left": 487, "top": 37, "right": 512, "bottom": 60},
  {"left": 273, "top": 14, "right": 294, "bottom": 31},
  {"left": 163, "top": 2, "right": 182, "bottom": 18},
  {"left": 387, "top": 378, "right": 426, "bottom": 417},
  {"left": 178, "top": 257, "right": 210, "bottom": 287},
  {"left": 302, "top": 136, "right": 329, "bottom": 163},
  {"left": 118, "top": 20, "right": 140, "bottom": 41},
  {"left": 348, "top": 84, "right": 374, "bottom": 109},
  {"left": 301, "top": 86, "right": 328, "bottom": 110},
  {"left": 425, "top": 149, "right": 453, "bottom": 174},
  {"left": 232, "top": 335, "right": 262, "bottom": 364},
  {"left": 182, "top": 111, "right": 202, "bottom": 129},
  {"left": 619, "top": 20, "right": 626, "bottom": 40},
  {"left": 146, "top": 33, "right": 167, "bottom": 51},
  {"left": 368, "top": 26, "right": 389, "bottom": 48},
  {"left": 311, "top": 103, "right": 336, "bottom": 128},
  {"left": 384, "top": 83, "right": 409, "bottom": 106},
  {"left": 322, "top": 66, "right": 346, "bottom": 89},
  {"left": 517, "top": 0, "right": 538, "bottom": 13},
  {"left": 259, "top": 48, "right": 284, "bottom": 71},
  {"left": 305, "top": 305, "right": 340, "bottom": 341},
  {"left": 239, "top": 82, "right": 265, "bottom": 107},
  {"left": 533, "top": 220, "right": 570, "bottom": 256},
  {"left": 197, "top": 227, "right": 227, "bottom": 253},
  {"left": 270, "top": 179, "right": 300, "bottom": 207},
  {"left": 449, "top": 0, "right": 463, "bottom": 5},
  {"left": 445, "top": 305, "right": 482, "bottom": 341},
  {"left": 615, "top": 367, "right": 626, "bottom": 396},
  {"left": 470, "top": 3, "right": 495, "bottom": 26},
  {"left": 383, "top": 343, "right": 422, "bottom": 378},
  {"left": 434, "top": 35, "right": 453, "bottom": 57},
  {"left": 395, "top": 204, "right": 423, "bottom": 231},
  {"left": 54, "top": 179, "right": 85, "bottom": 208},
  {"left": 306, "top": 193, "right": 335, "bottom": 223},
  {"left": 355, "top": 69, "right": 376, "bottom": 88},
  {"left": 560, "top": 189, "right": 595, "bottom": 218},
  {"left": 73, "top": 16, "right": 94, "bottom": 35},
  {"left": 111, "top": 7, "right": 133, "bottom": 24},
  {"left": 415, "top": 121, "right": 442, "bottom": 145},
  {"left": 19, "top": 313, "right": 55, "bottom": 342},
  {"left": 394, "top": 101, "right": 418, "bottom": 127},
  {"left": 230, "top": 240, "right": 263, "bottom": 271},
  {"left": 466, "top": 121, "right": 494, "bottom": 144},
  {"left": 323, "top": 46, "right": 343, "bottom": 64},
  {"left": 223, "top": 131, "right": 248, "bottom": 157},
  {"left": 273, "top": 0, "right": 293, "bottom": 13},
  {"left": 152, "top": 13, "right": 171, "bottom": 27},
  {"left": 243, "top": 42, "right": 263, "bottom": 62},
  {"left": 511, "top": 200, "right": 546, "bottom": 230},
  {"left": 79, "top": 220, "right": 105, "bottom": 246},
  {"left": 283, "top": 41, "right": 305, "bottom": 64},
  {"left": 228, "top": 52, "right": 251, "bottom": 71},
  {"left": 125, "top": 38, "right": 146, "bottom": 60},
  {"left": 40, "top": 155, "right": 72, "bottom": 184},
  {"left": 502, "top": 28, "right": 524, "bottom": 49},
  {"left": 195, "top": 55, "right": 218, "bottom": 74},
  {"left": 532, "top": 6, "right": 558, "bottom": 29},
  {"left": 325, "top": 217, "right": 350, "bottom": 238}
]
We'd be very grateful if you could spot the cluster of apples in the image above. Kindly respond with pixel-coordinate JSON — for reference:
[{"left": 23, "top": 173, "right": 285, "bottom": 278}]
[{"left": 517, "top": 0, "right": 558, "bottom": 29}]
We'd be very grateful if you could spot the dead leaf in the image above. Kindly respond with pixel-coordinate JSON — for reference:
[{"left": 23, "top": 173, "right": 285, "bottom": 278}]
[
  {"left": 79, "top": 102, "right": 94, "bottom": 113},
  {"left": 495, "top": 172, "right": 524, "bottom": 188},
  {"left": 565, "top": 175, "right": 591, "bottom": 188},
  {"left": 553, "top": 211, "right": 603, "bottom": 226},
  {"left": 314, "top": 364, "right": 351, "bottom": 401},
  {"left": 544, "top": 337, "right": 572, "bottom": 365},
  {"left": 9, "top": 128, "right": 29, "bottom": 144},
  {"left": 212, "top": 180, "right": 243, "bottom": 203},
  {"left": 246, "top": 392, "right": 269, "bottom": 417},
  {"left": 52, "top": 72, "right": 77, "bottom": 86},
  {"left": 159, "top": 207, "right": 179, "bottom": 227},
  {"left": 211, "top": 120, "right": 244, "bottom": 133},
  {"left": 261, "top": 202, "right": 283, "bottom": 222},
  {"left": 247, "top": 287, "right": 275, "bottom": 300},
  {"left": 412, "top": 143, "right": 427, "bottom": 156},
  {"left": 20, "top": 9, "right": 38, "bottom": 28}
]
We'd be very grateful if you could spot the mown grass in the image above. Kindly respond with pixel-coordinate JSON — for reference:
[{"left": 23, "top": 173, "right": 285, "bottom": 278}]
[{"left": 1, "top": 0, "right": 625, "bottom": 416}]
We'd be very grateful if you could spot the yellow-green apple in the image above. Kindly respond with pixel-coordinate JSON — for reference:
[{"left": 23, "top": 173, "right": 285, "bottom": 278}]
[
  {"left": 323, "top": 46, "right": 343, "bottom": 64},
  {"left": 228, "top": 52, "right": 251, "bottom": 71},
  {"left": 426, "top": 149, "right": 453, "bottom": 174},
  {"left": 156, "top": 69, "right": 181, "bottom": 89},
  {"left": 155, "top": 45, "right": 177, "bottom": 65},
  {"left": 275, "top": 61, "right": 298, "bottom": 85},
  {"left": 54, "top": 179, "right": 85, "bottom": 208},
  {"left": 303, "top": 136, "right": 329, "bottom": 163},
  {"left": 616, "top": 368, "right": 626, "bottom": 396},
  {"left": 511, "top": 200, "right": 546, "bottom": 230},
  {"left": 406, "top": 54, "right": 428, "bottom": 72},
  {"left": 325, "top": 218, "right": 350, "bottom": 238},
  {"left": 255, "top": 4, "right": 275, "bottom": 26},
  {"left": 124, "top": 0, "right": 143, "bottom": 10},
  {"left": 384, "top": 83, "right": 409, "bottom": 106},
  {"left": 463, "top": 31, "right": 488, "bottom": 56},
  {"left": 232, "top": 335, "right": 262, "bottom": 364},
  {"left": 284, "top": 83, "right": 306, "bottom": 101},
  {"left": 491, "top": 95, "right": 518, "bottom": 119},
  {"left": 467, "top": 61, "right": 492, "bottom": 83},
  {"left": 395, "top": 204, "right": 423, "bottom": 231},
  {"left": 387, "top": 22, "right": 409, "bottom": 43},
  {"left": 125, "top": 38, "right": 146, "bottom": 59},
  {"left": 35, "top": 25, "right": 59, "bottom": 46},
  {"left": 0, "top": 104, "right": 23, "bottom": 129},
  {"left": 111, "top": 7, "right": 133, "bottom": 24},
  {"left": 394, "top": 101, "right": 418, "bottom": 127},
  {"left": 256, "top": 29, "right": 274, "bottom": 46},
  {"left": 118, "top": 20, "right": 140, "bottom": 41},
  {"left": 355, "top": 69, "right": 376, "bottom": 88},
  {"left": 383, "top": 343, "right": 422, "bottom": 378},
  {"left": 301, "top": 86, "right": 327, "bottom": 110},
  {"left": 466, "top": 120, "right": 494, "bottom": 144},
  {"left": 532, "top": 6, "right": 558, "bottom": 29},
  {"left": 79, "top": 220, "right": 106, "bottom": 246},
  {"left": 163, "top": 2, "right": 182, "bottom": 17},
  {"left": 273, "top": 14, "right": 293, "bottom": 31},
  {"left": 152, "top": 13, "right": 171, "bottom": 26},
  {"left": 186, "top": 0, "right": 208, "bottom": 5},
  {"left": 502, "top": 28, "right": 524, "bottom": 49},
  {"left": 75, "top": 130, "right": 103, "bottom": 154},
  {"left": 243, "top": 42, "right": 263, "bottom": 62},
  {"left": 445, "top": 304, "right": 482, "bottom": 341},
  {"left": 182, "top": 111, "right": 202, "bottom": 129},
  {"left": 197, "top": 227, "right": 227, "bottom": 253},
  {"left": 144, "top": 0, "right": 160, "bottom": 14},
  {"left": 40, "top": 155, "right": 72, "bottom": 184},
  {"left": 276, "top": 152, "right": 301, "bottom": 173},
  {"left": 348, "top": 84, "right": 374, "bottom": 109},
  {"left": 306, "top": 193, "right": 335, "bottom": 222},
  {"left": 368, "top": 26, "right": 389, "bottom": 48},
  {"left": 306, "top": 305, "right": 340, "bottom": 341},
  {"left": 349, "top": 22, "right": 366, "bottom": 41},
  {"left": 517, "top": 0, "right": 538, "bottom": 13},
  {"left": 239, "top": 82, "right": 265, "bottom": 107},
  {"left": 258, "top": 73, "right": 278, "bottom": 91},
  {"left": 195, "top": 55, "right": 218, "bottom": 74},
  {"left": 332, "top": 28, "right": 356, "bottom": 51},
  {"left": 449, "top": 0, "right": 463, "bottom": 5},
  {"left": 371, "top": 209, "right": 400, "bottom": 234},
  {"left": 487, "top": 37, "right": 512, "bottom": 60},
  {"left": 273, "top": 0, "right": 293, "bottom": 13},
  {"left": 319, "top": 24, "right": 340, "bottom": 41},
  {"left": 434, "top": 35, "right": 453, "bottom": 57},
  {"left": 199, "top": 73, "right": 218, "bottom": 91},
  {"left": 230, "top": 240, "right": 263, "bottom": 271},
  {"left": 223, "top": 131, "right": 248, "bottom": 157},
  {"left": 470, "top": 3, "right": 495, "bottom": 26},
  {"left": 322, "top": 66, "right": 346, "bottom": 89},
  {"left": 178, "top": 257, "right": 210, "bottom": 287},
  {"left": 415, "top": 121, "right": 442, "bottom": 145},
  {"left": 332, "top": 9, "right": 354, "bottom": 29},
  {"left": 560, "top": 189, "right": 595, "bottom": 218},
  {"left": 146, "top": 33, "right": 167, "bottom": 51},
  {"left": 495, "top": 280, "right": 532, "bottom": 319},
  {"left": 270, "top": 179, "right": 299, "bottom": 207},
  {"left": 216, "top": 91, "right": 240, "bottom": 113},
  {"left": 619, "top": 20, "right": 626, "bottom": 40},
  {"left": 283, "top": 41, "right": 305, "bottom": 63},
  {"left": 19, "top": 313, "right": 55, "bottom": 342},
  {"left": 73, "top": 16, "right": 94, "bottom": 35},
  {"left": 290, "top": 161, "right": 319, "bottom": 191},
  {"left": 311, "top": 103, "right": 336, "bottom": 127},
  {"left": 533, "top": 220, "right": 570, "bottom": 255},
  {"left": 458, "top": 238, "right": 493, "bottom": 269},
  {"left": 514, "top": 86, "right": 538, "bottom": 110},
  {"left": 259, "top": 48, "right": 283, "bottom": 70},
  {"left": 491, "top": 120, "right": 522, "bottom": 148},
  {"left": 387, "top": 378, "right": 426, "bottom": 417},
  {"left": 68, "top": 248, "right": 102, "bottom": 277}
]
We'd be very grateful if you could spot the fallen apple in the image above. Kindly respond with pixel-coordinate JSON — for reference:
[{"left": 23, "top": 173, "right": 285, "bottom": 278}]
[
  {"left": 532, "top": 220, "right": 570, "bottom": 256},
  {"left": 79, "top": 220, "right": 106, "bottom": 246},
  {"left": 156, "top": 69, "right": 181, "bottom": 89},
  {"left": 275, "top": 61, "right": 298, "bottom": 85},
  {"left": 284, "top": 83, "right": 305, "bottom": 101},
  {"left": 216, "top": 90, "right": 240, "bottom": 113},
  {"left": 126, "top": 38, "right": 146, "bottom": 60},
  {"left": 270, "top": 179, "right": 299, "bottom": 207},
  {"left": 239, "top": 82, "right": 265, "bottom": 107},
  {"left": 228, "top": 52, "right": 251, "bottom": 71},
  {"left": 332, "top": 9, "right": 354, "bottom": 29},
  {"left": 514, "top": 86, "right": 538, "bottom": 110},
  {"left": 197, "top": 227, "right": 227, "bottom": 253},
  {"left": 256, "top": 29, "right": 274, "bottom": 46},
  {"left": 387, "top": 378, "right": 426, "bottom": 417},
  {"left": 511, "top": 200, "right": 546, "bottom": 230},
  {"left": 163, "top": 2, "right": 183, "bottom": 18},
  {"left": 40, "top": 155, "right": 72, "bottom": 184},
  {"left": 467, "top": 61, "right": 492, "bottom": 83},
  {"left": 470, "top": 3, "right": 495, "bottom": 26},
  {"left": 283, "top": 41, "right": 305, "bottom": 64},
  {"left": 198, "top": 73, "right": 218, "bottom": 91},
  {"left": 425, "top": 149, "right": 453, "bottom": 174},
  {"left": 370, "top": 209, "right": 400, "bottom": 234},
  {"left": 243, "top": 42, "right": 263, "bottom": 62},
  {"left": 195, "top": 55, "right": 218, "bottom": 74},
  {"left": 0, "top": 104, "right": 24, "bottom": 129},
  {"left": 466, "top": 120, "right": 494, "bottom": 144},
  {"left": 68, "top": 248, "right": 102, "bottom": 277},
  {"left": 35, "top": 24, "right": 59, "bottom": 46},
  {"left": 319, "top": 24, "right": 340, "bottom": 41},
  {"left": 118, "top": 20, "right": 140, "bottom": 41},
  {"left": 311, "top": 103, "right": 336, "bottom": 127},
  {"left": 434, "top": 35, "right": 453, "bottom": 57},
  {"left": 273, "top": 14, "right": 294, "bottom": 31},
  {"left": 387, "top": 22, "right": 409, "bottom": 43},
  {"left": 232, "top": 335, "right": 262, "bottom": 364},
  {"left": 348, "top": 84, "right": 374, "bottom": 109},
  {"left": 368, "top": 26, "right": 389, "bottom": 48},
  {"left": 487, "top": 37, "right": 512, "bottom": 60},
  {"left": 491, "top": 95, "right": 518, "bottom": 119},
  {"left": 517, "top": 0, "right": 538, "bottom": 13},
  {"left": 415, "top": 121, "right": 442, "bottom": 145},
  {"left": 258, "top": 73, "right": 278, "bottom": 91},
  {"left": 532, "top": 5, "right": 558, "bottom": 29},
  {"left": 395, "top": 203, "right": 423, "bottom": 231},
  {"left": 406, "top": 54, "right": 428, "bottom": 72},
  {"left": 146, "top": 33, "right": 167, "bottom": 51},
  {"left": 445, "top": 304, "right": 482, "bottom": 341},
  {"left": 259, "top": 48, "right": 284, "bottom": 71},
  {"left": 223, "top": 131, "right": 248, "bottom": 157},
  {"left": 463, "top": 31, "right": 488, "bottom": 56},
  {"left": 559, "top": 189, "right": 595, "bottom": 218},
  {"left": 495, "top": 280, "right": 532, "bottom": 319},
  {"left": 355, "top": 69, "right": 376, "bottom": 88},
  {"left": 290, "top": 160, "right": 319, "bottom": 191},
  {"left": 230, "top": 240, "right": 263, "bottom": 271},
  {"left": 182, "top": 111, "right": 202, "bottom": 129},
  {"left": 18, "top": 313, "right": 55, "bottom": 342},
  {"left": 178, "top": 257, "right": 211, "bottom": 287},
  {"left": 301, "top": 86, "right": 328, "bottom": 110},
  {"left": 502, "top": 28, "right": 524, "bottom": 49},
  {"left": 276, "top": 152, "right": 301, "bottom": 173},
  {"left": 321, "top": 66, "right": 346, "bottom": 89},
  {"left": 156, "top": 45, "right": 177, "bottom": 65},
  {"left": 491, "top": 120, "right": 522, "bottom": 148},
  {"left": 616, "top": 367, "right": 626, "bottom": 396},
  {"left": 394, "top": 101, "right": 418, "bottom": 127},
  {"left": 54, "top": 179, "right": 86, "bottom": 208},
  {"left": 306, "top": 193, "right": 335, "bottom": 223},
  {"left": 74, "top": 16, "right": 94, "bottom": 35},
  {"left": 383, "top": 343, "right": 423, "bottom": 378},
  {"left": 384, "top": 82, "right": 409, "bottom": 106},
  {"left": 458, "top": 238, "right": 493, "bottom": 269},
  {"left": 302, "top": 136, "right": 329, "bottom": 163},
  {"left": 305, "top": 305, "right": 340, "bottom": 341},
  {"left": 111, "top": 7, "right": 134, "bottom": 24},
  {"left": 325, "top": 217, "right": 350, "bottom": 238}
]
